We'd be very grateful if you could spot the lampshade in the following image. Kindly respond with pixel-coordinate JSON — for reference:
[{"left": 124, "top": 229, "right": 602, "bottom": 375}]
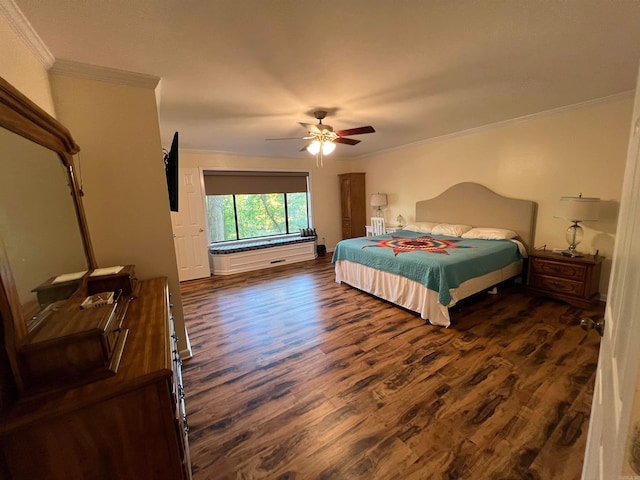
[
  {"left": 321, "top": 141, "right": 336, "bottom": 155},
  {"left": 556, "top": 194, "right": 600, "bottom": 257},
  {"left": 370, "top": 193, "right": 388, "bottom": 208},
  {"left": 557, "top": 196, "right": 600, "bottom": 221},
  {"left": 306, "top": 140, "right": 321, "bottom": 155},
  {"left": 306, "top": 140, "right": 335, "bottom": 156}
]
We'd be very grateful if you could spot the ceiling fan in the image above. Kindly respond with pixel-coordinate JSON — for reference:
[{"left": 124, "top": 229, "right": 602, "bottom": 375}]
[{"left": 266, "top": 110, "right": 375, "bottom": 167}]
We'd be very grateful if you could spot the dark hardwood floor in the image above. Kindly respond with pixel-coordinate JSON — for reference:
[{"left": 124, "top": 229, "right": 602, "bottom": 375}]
[{"left": 180, "top": 255, "right": 603, "bottom": 480}]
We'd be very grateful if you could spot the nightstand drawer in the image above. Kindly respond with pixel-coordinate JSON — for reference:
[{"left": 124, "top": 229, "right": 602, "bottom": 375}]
[
  {"left": 529, "top": 274, "right": 584, "bottom": 297},
  {"left": 530, "top": 258, "right": 587, "bottom": 281}
]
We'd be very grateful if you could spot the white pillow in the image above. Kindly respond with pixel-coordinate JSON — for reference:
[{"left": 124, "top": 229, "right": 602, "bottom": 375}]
[
  {"left": 431, "top": 223, "right": 473, "bottom": 237},
  {"left": 403, "top": 221, "right": 439, "bottom": 233},
  {"left": 461, "top": 227, "right": 518, "bottom": 240}
]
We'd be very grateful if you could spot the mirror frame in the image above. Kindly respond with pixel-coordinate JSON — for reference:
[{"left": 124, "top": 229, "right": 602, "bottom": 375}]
[{"left": 0, "top": 76, "right": 96, "bottom": 392}]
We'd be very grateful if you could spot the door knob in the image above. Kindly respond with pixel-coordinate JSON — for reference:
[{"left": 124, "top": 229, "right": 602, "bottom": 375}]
[
  {"left": 199, "top": 228, "right": 204, "bottom": 232},
  {"left": 580, "top": 317, "right": 605, "bottom": 337}
]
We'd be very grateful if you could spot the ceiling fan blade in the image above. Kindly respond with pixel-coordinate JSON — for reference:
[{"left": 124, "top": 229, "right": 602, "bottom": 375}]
[
  {"left": 334, "top": 137, "right": 361, "bottom": 145},
  {"left": 335, "top": 126, "right": 375, "bottom": 137},
  {"left": 299, "top": 122, "right": 321, "bottom": 134},
  {"left": 300, "top": 144, "right": 312, "bottom": 152}
]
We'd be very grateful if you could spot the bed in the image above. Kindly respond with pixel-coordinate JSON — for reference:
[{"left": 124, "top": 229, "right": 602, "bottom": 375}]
[{"left": 332, "top": 183, "right": 537, "bottom": 327}]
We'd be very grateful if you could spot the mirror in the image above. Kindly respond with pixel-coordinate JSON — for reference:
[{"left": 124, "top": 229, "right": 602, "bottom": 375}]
[
  {"left": 0, "top": 128, "right": 88, "bottom": 324},
  {"left": 0, "top": 75, "right": 94, "bottom": 394}
]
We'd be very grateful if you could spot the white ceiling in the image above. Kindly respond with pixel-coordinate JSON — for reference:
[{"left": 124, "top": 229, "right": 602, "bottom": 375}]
[{"left": 14, "top": 0, "right": 640, "bottom": 159}]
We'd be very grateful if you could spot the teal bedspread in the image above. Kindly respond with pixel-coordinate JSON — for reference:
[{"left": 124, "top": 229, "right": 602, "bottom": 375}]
[{"left": 332, "top": 230, "right": 523, "bottom": 306}]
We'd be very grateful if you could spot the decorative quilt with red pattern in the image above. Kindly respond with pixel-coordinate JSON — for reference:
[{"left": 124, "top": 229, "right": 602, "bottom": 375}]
[
  {"left": 332, "top": 230, "right": 523, "bottom": 305},
  {"left": 363, "top": 235, "right": 473, "bottom": 256}
]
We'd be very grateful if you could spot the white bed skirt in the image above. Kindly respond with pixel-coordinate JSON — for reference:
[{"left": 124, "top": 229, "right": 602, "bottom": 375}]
[{"left": 334, "top": 259, "right": 523, "bottom": 327}]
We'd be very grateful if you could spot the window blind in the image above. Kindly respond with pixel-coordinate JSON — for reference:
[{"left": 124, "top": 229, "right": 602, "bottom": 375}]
[{"left": 203, "top": 171, "right": 308, "bottom": 195}]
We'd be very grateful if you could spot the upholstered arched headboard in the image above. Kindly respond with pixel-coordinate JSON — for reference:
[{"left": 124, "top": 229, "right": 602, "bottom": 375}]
[{"left": 415, "top": 183, "right": 537, "bottom": 252}]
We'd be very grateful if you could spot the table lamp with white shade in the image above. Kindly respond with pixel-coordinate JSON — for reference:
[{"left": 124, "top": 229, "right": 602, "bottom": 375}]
[
  {"left": 556, "top": 194, "right": 600, "bottom": 257},
  {"left": 370, "top": 193, "right": 387, "bottom": 217}
]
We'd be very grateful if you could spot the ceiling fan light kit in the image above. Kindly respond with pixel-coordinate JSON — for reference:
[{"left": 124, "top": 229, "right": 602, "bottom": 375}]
[
  {"left": 306, "top": 141, "right": 321, "bottom": 155},
  {"left": 266, "top": 110, "right": 375, "bottom": 167},
  {"left": 306, "top": 140, "right": 336, "bottom": 156},
  {"left": 321, "top": 141, "right": 336, "bottom": 155}
]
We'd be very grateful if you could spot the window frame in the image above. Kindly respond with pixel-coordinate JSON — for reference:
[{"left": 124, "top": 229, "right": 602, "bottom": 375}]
[{"left": 202, "top": 169, "right": 312, "bottom": 246}]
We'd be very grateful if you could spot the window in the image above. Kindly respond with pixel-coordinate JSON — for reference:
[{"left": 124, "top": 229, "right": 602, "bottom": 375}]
[{"left": 203, "top": 171, "right": 310, "bottom": 243}]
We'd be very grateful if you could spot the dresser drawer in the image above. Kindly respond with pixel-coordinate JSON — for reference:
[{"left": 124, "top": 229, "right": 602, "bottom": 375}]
[
  {"left": 530, "top": 257, "right": 586, "bottom": 281},
  {"left": 529, "top": 274, "right": 584, "bottom": 297}
]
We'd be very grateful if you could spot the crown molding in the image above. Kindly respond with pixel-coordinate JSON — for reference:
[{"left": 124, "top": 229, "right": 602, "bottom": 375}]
[
  {"left": 352, "top": 90, "right": 636, "bottom": 160},
  {"left": 0, "top": 0, "right": 54, "bottom": 68},
  {"left": 50, "top": 59, "right": 160, "bottom": 89}
]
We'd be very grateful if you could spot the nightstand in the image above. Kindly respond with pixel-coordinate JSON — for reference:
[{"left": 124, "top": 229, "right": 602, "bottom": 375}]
[{"left": 526, "top": 250, "right": 603, "bottom": 309}]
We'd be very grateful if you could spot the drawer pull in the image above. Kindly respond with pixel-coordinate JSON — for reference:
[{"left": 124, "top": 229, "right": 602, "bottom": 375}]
[
  {"left": 173, "top": 350, "right": 182, "bottom": 365},
  {"left": 183, "top": 415, "right": 190, "bottom": 433},
  {"left": 549, "top": 281, "right": 564, "bottom": 289}
]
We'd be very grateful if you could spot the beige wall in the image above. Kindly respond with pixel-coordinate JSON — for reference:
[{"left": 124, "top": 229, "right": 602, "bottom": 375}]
[
  {"left": 181, "top": 151, "right": 349, "bottom": 250},
  {"left": 48, "top": 74, "right": 189, "bottom": 355},
  {"left": 0, "top": 8, "right": 54, "bottom": 114},
  {"left": 350, "top": 96, "right": 633, "bottom": 295}
]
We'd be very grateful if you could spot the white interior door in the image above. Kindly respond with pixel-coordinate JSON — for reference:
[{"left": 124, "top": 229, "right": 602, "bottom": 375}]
[
  {"left": 582, "top": 67, "right": 640, "bottom": 479},
  {"left": 171, "top": 167, "right": 210, "bottom": 282}
]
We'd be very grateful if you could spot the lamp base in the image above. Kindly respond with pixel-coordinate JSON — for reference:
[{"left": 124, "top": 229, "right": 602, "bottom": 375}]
[
  {"left": 564, "top": 222, "right": 584, "bottom": 258},
  {"left": 560, "top": 250, "right": 585, "bottom": 258}
]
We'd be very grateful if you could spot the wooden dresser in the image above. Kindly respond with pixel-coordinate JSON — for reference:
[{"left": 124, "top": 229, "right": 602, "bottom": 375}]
[
  {"left": 339, "top": 172, "right": 366, "bottom": 239},
  {"left": 527, "top": 250, "right": 603, "bottom": 309},
  {"left": 0, "top": 277, "right": 192, "bottom": 480}
]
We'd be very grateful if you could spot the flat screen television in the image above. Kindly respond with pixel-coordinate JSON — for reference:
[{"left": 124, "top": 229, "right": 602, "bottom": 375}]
[{"left": 163, "top": 132, "right": 179, "bottom": 212}]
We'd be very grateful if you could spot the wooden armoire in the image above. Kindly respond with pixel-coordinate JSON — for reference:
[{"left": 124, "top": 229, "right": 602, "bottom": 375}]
[{"left": 339, "top": 173, "right": 366, "bottom": 239}]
